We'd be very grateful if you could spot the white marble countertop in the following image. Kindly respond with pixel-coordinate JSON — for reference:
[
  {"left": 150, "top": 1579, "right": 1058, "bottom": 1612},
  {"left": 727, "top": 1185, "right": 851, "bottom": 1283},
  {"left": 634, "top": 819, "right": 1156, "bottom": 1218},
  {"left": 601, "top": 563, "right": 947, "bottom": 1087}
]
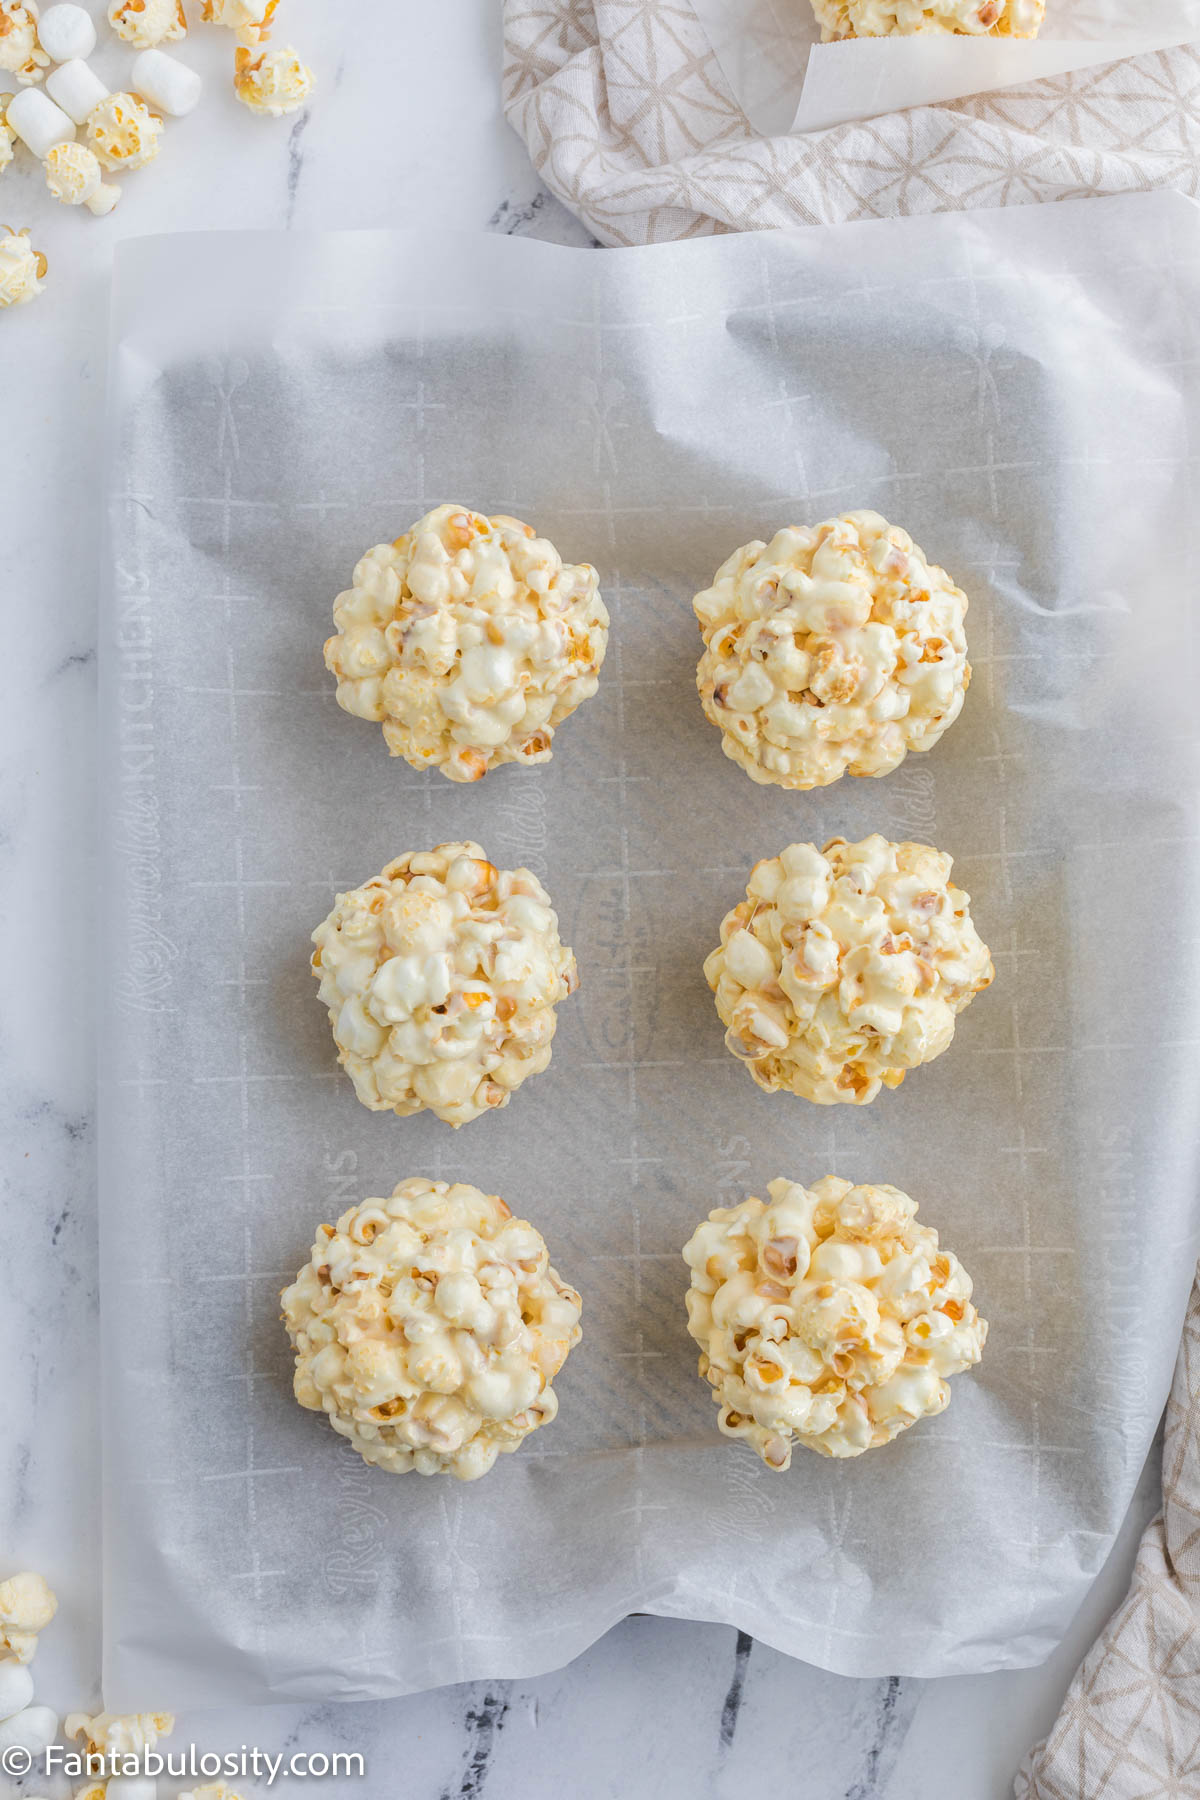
[{"left": 0, "top": 3, "right": 1160, "bottom": 1795}]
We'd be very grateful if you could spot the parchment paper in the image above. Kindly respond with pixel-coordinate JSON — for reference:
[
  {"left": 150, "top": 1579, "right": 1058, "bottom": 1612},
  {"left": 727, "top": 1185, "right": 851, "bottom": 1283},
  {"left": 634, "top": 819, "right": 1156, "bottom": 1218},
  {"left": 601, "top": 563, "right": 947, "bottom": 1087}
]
[
  {"left": 101, "top": 191, "right": 1200, "bottom": 1709},
  {"left": 690, "top": 0, "right": 1200, "bottom": 133}
]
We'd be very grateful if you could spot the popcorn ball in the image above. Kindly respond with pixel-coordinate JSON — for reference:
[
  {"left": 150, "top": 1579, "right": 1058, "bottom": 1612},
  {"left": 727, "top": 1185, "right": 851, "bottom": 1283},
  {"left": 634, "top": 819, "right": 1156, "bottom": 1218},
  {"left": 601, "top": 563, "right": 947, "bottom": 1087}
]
[
  {"left": 684, "top": 1176, "right": 987, "bottom": 1464},
  {"left": 312, "top": 841, "right": 578, "bottom": 1127},
  {"left": 693, "top": 511, "right": 970, "bottom": 790},
  {"left": 0, "top": 228, "right": 45, "bottom": 307},
  {"left": 0, "top": 2, "right": 47, "bottom": 84},
  {"left": 325, "top": 504, "right": 608, "bottom": 783},
  {"left": 811, "top": 0, "right": 1044, "bottom": 33},
  {"left": 202, "top": 0, "right": 277, "bottom": 43},
  {"left": 283, "top": 1179, "right": 582, "bottom": 1482},
  {"left": 65, "top": 1711, "right": 175, "bottom": 1757},
  {"left": 43, "top": 139, "right": 120, "bottom": 213},
  {"left": 107, "top": 0, "right": 186, "bottom": 48},
  {"left": 233, "top": 42, "right": 312, "bottom": 115},
  {"left": 86, "top": 90, "right": 162, "bottom": 169},
  {"left": 705, "top": 835, "right": 993, "bottom": 1104},
  {"left": 0, "top": 1570, "right": 56, "bottom": 1663}
]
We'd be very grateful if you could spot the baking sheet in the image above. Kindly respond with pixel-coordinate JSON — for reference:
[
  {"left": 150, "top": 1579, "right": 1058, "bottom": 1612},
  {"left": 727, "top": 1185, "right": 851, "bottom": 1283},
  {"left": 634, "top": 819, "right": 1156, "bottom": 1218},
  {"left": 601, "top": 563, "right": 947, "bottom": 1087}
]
[
  {"left": 690, "top": 0, "right": 1200, "bottom": 133},
  {"left": 101, "top": 191, "right": 1200, "bottom": 1708}
]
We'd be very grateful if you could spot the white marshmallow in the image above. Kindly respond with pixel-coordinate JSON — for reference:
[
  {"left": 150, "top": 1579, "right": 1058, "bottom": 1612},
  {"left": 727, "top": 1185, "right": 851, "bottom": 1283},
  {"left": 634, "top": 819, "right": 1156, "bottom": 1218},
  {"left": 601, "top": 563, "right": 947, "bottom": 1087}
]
[
  {"left": 36, "top": 3, "right": 97, "bottom": 61},
  {"left": 0, "top": 1704, "right": 59, "bottom": 1760},
  {"left": 107, "top": 1779, "right": 159, "bottom": 1800},
  {"left": 46, "top": 55, "right": 109, "bottom": 124},
  {"left": 4, "top": 85, "right": 74, "bottom": 157},
  {"left": 0, "top": 1661, "right": 34, "bottom": 1723},
  {"left": 131, "top": 47, "right": 201, "bottom": 115}
]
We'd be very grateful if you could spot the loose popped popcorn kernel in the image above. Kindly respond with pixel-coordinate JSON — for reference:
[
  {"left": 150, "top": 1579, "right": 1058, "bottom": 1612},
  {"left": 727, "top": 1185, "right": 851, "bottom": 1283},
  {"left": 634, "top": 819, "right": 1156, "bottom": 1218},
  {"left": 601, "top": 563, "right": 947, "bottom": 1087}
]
[
  {"left": 86, "top": 90, "right": 162, "bottom": 169},
  {"left": 283, "top": 1179, "right": 582, "bottom": 1481},
  {"left": 684, "top": 1176, "right": 987, "bottom": 1464},
  {"left": 312, "top": 842, "right": 578, "bottom": 1127},
  {"left": 326, "top": 505, "right": 608, "bottom": 783},
  {"left": 0, "top": 1570, "right": 56, "bottom": 1662},
  {"left": 0, "top": 116, "right": 13, "bottom": 169},
  {"left": 693, "top": 512, "right": 970, "bottom": 790},
  {"left": 0, "top": 227, "right": 45, "bottom": 307},
  {"left": 0, "top": 2, "right": 47, "bottom": 83},
  {"left": 202, "top": 0, "right": 277, "bottom": 43},
  {"left": 181, "top": 1786, "right": 250, "bottom": 1800},
  {"left": 811, "top": 0, "right": 1043, "bottom": 34},
  {"left": 705, "top": 835, "right": 993, "bottom": 1105},
  {"left": 65, "top": 1711, "right": 175, "bottom": 1757},
  {"left": 107, "top": 0, "right": 186, "bottom": 47},
  {"left": 43, "top": 139, "right": 120, "bottom": 212},
  {"left": 233, "top": 42, "right": 312, "bottom": 115}
]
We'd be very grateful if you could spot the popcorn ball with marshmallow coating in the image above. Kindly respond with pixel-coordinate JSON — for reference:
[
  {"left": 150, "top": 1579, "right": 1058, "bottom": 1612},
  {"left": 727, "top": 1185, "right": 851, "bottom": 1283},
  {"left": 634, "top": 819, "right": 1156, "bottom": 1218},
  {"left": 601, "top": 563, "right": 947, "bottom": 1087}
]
[
  {"left": 693, "top": 512, "right": 971, "bottom": 790},
  {"left": 705, "top": 835, "right": 993, "bottom": 1105},
  {"left": 86, "top": 90, "right": 163, "bottom": 168},
  {"left": 202, "top": 0, "right": 277, "bottom": 42},
  {"left": 0, "top": 2, "right": 48, "bottom": 83},
  {"left": 325, "top": 504, "right": 608, "bottom": 783},
  {"left": 43, "top": 140, "right": 121, "bottom": 213},
  {"left": 312, "top": 842, "right": 578, "bottom": 1127},
  {"left": 283, "top": 1179, "right": 582, "bottom": 1481},
  {"left": 684, "top": 1176, "right": 986, "bottom": 1464},
  {"left": 811, "top": 0, "right": 1043, "bottom": 34},
  {"left": 233, "top": 43, "right": 312, "bottom": 115},
  {"left": 107, "top": 0, "right": 187, "bottom": 47},
  {"left": 0, "top": 1570, "right": 56, "bottom": 1663},
  {"left": 0, "top": 228, "right": 45, "bottom": 307}
]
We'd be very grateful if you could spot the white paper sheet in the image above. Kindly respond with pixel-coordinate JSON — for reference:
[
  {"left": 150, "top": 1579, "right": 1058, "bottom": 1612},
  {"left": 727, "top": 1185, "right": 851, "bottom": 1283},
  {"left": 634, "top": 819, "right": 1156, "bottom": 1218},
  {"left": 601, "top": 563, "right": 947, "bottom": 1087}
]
[
  {"left": 690, "top": 0, "right": 1200, "bottom": 133},
  {"left": 100, "top": 190, "right": 1200, "bottom": 1709}
]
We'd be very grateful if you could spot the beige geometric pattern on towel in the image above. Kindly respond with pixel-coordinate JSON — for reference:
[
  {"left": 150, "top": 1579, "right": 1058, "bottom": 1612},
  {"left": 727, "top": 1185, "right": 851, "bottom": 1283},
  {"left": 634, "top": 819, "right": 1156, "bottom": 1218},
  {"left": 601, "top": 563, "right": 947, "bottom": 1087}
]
[
  {"left": 1017, "top": 1276, "right": 1200, "bottom": 1798},
  {"left": 502, "top": 0, "right": 1200, "bottom": 245}
]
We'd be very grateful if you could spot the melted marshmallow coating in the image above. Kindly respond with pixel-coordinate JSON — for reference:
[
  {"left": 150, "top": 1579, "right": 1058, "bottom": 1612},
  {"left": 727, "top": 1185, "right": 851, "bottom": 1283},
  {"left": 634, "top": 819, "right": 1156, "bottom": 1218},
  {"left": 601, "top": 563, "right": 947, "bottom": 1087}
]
[
  {"left": 282, "top": 1179, "right": 582, "bottom": 1482},
  {"left": 693, "top": 511, "right": 970, "bottom": 789},
  {"left": 107, "top": 0, "right": 187, "bottom": 47},
  {"left": 684, "top": 1177, "right": 987, "bottom": 1464},
  {"left": 705, "top": 835, "right": 993, "bottom": 1104},
  {"left": 325, "top": 503, "right": 609, "bottom": 782},
  {"left": 811, "top": 0, "right": 1043, "bottom": 34},
  {"left": 312, "top": 841, "right": 578, "bottom": 1126}
]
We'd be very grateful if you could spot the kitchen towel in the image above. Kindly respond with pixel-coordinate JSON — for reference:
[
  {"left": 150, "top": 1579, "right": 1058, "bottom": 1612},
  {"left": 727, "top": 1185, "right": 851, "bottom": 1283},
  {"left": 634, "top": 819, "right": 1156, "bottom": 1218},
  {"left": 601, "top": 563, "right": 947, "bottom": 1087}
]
[
  {"left": 1016, "top": 1285, "right": 1200, "bottom": 1797},
  {"left": 501, "top": 1, "right": 1200, "bottom": 245}
]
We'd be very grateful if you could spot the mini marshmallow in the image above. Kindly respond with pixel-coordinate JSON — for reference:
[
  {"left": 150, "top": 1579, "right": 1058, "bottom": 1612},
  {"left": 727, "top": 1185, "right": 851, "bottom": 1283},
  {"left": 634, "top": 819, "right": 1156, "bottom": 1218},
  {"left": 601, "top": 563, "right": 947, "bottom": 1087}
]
[
  {"left": 44, "top": 138, "right": 120, "bottom": 212},
  {"left": 36, "top": 2, "right": 97, "bottom": 59},
  {"left": 4, "top": 83, "right": 73, "bottom": 154},
  {"left": 46, "top": 54, "right": 109, "bottom": 123},
  {"left": 0, "top": 1661, "right": 34, "bottom": 1723},
  {"left": 132, "top": 46, "right": 201, "bottom": 114},
  {"left": 106, "top": 1779, "right": 160, "bottom": 1800},
  {"left": 0, "top": 1704, "right": 59, "bottom": 1760}
]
